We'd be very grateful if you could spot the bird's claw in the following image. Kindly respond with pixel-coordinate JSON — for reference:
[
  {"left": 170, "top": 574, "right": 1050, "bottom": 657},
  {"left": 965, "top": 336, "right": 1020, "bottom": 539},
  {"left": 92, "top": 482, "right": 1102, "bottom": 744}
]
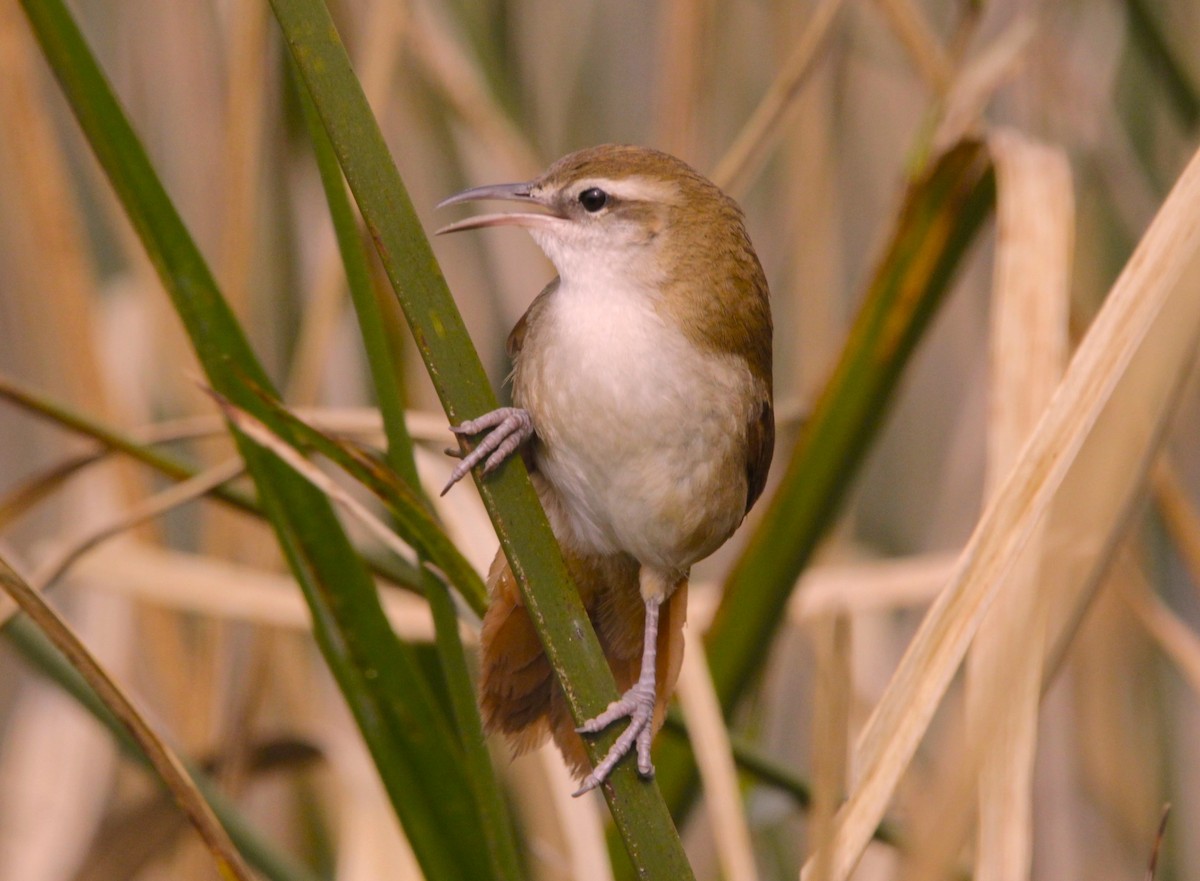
[
  {"left": 441, "top": 407, "right": 534, "bottom": 496},
  {"left": 572, "top": 683, "right": 657, "bottom": 796}
]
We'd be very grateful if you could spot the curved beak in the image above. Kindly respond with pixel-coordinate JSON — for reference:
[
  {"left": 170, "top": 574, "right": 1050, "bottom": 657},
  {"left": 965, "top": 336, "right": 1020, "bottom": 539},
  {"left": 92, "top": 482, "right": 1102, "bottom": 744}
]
[{"left": 435, "top": 181, "right": 564, "bottom": 235}]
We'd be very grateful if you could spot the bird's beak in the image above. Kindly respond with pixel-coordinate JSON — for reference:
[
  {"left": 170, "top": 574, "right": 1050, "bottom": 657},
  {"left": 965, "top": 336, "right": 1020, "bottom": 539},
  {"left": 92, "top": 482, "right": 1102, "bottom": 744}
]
[{"left": 436, "top": 181, "right": 564, "bottom": 235}]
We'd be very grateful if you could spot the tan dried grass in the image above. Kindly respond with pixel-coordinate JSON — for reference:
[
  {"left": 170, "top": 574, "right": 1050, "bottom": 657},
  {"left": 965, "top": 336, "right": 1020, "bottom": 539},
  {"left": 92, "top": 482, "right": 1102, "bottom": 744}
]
[
  {"left": 803, "top": 133, "right": 1200, "bottom": 881},
  {"left": 676, "top": 640, "right": 760, "bottom": 881},
  {"left": 967, "top": 129, "right": 1071, "bottom": 881},
  {"left": 4, "top": 3, "right": 1200, "bottom": 879}
]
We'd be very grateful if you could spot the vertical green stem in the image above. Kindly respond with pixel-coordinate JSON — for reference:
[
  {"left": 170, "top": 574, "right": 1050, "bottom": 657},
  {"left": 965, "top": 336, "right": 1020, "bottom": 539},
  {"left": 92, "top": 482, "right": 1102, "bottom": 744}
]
[
  {"left": 268, "top": 0, "right": 696, "bottom": 875},
  {"left": 294, "top": 66, "right": 523, "bottom": 880}
]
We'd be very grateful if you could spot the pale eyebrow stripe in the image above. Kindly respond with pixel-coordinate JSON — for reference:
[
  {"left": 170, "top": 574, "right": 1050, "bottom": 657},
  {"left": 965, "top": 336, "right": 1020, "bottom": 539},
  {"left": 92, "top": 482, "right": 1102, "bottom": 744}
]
[{"left": 576, "top": 176, "right": 680, "bottom": 204}]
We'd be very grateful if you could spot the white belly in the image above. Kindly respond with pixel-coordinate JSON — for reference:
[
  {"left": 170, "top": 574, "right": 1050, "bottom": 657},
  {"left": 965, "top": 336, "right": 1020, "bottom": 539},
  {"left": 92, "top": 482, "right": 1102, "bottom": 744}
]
[{"left": 514, "top": 280, "right": 751, "bottom": 575}]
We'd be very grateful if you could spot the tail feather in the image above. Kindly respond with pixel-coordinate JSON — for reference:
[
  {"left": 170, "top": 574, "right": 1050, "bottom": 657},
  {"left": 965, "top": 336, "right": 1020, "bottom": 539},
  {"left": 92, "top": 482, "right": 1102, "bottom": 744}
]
[
  {"left": 478, "top": 548, "right": 688, "bottom": 780},
  {"left": 478, "top": 553, "right": 552, "bottom": 738}
]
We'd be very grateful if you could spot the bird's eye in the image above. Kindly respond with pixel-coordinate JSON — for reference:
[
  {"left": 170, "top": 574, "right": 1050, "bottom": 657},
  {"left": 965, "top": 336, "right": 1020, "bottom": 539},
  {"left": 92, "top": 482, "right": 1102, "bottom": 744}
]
[{"left": 578, "top": 187, "right": 608, "bottom": 213}]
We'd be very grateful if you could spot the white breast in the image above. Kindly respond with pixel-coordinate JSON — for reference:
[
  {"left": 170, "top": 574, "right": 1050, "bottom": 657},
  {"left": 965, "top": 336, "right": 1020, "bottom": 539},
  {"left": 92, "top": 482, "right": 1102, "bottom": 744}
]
[{"left": 514, "top": 276, "right": 752, "bottom": 575}]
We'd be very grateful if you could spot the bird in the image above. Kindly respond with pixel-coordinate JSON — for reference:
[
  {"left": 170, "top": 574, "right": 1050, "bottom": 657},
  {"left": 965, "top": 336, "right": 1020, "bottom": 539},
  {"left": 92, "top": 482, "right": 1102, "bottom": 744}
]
[{"left": 437, "top": 144, "right": 773, "bottom": 795}]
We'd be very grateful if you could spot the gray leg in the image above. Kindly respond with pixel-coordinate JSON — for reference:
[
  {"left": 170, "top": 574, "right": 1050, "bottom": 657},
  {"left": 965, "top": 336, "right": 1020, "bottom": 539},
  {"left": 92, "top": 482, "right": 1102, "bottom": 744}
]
[
  {"left": 573, "top": 593, "right": 663, "bottom": 796},
  {"left": 441, "top": 407, "right": 534, "bottom": 495}
]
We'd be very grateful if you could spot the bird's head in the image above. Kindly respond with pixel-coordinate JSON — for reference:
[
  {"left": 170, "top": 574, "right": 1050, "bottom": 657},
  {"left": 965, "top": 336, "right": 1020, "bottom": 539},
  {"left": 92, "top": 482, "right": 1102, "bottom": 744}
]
[{"left": 438, "top": 144, "right": 751, "bottom": 293}]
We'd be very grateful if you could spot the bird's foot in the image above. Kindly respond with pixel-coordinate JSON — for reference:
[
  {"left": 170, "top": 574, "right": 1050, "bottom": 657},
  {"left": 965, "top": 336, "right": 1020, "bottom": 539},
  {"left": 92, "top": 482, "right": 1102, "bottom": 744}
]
[
  {"left": 441, "top": 407, "right": 534, "bottom": 496},
  {"left": 572, "top": 680, "right": 657, "bottom": 796}
]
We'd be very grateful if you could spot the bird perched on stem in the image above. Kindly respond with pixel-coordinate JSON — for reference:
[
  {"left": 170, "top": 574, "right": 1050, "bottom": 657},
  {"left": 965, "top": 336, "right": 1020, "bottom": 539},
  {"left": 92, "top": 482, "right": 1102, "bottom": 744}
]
[{"left": 439, "top": 144, "right": 773, "bottom": 795}]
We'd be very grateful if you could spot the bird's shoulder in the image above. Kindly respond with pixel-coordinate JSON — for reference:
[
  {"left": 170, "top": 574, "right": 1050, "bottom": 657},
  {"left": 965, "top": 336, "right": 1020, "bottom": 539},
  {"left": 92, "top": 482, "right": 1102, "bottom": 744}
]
[{"left": 506, "top": 277, "right": 561, "bottom": 360}]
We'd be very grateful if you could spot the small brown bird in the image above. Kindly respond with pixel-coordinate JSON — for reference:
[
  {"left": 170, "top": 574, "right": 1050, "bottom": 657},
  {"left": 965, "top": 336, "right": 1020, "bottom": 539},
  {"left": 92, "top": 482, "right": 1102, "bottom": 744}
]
[{"left": 439, "top": 145, "right": 773, "bottom": 794}]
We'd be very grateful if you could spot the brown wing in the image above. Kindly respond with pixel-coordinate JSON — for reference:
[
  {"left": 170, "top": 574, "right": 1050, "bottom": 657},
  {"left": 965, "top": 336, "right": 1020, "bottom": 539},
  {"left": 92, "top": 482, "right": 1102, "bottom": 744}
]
[
  {"left": 744, "top": 396, "right": 774, "bottom": 514},
  {"left": 506, "top": 277, "right": 560, "bottom": 360},
  {"left": 504, "top": 279, "right": 559, "bottom": 474}
]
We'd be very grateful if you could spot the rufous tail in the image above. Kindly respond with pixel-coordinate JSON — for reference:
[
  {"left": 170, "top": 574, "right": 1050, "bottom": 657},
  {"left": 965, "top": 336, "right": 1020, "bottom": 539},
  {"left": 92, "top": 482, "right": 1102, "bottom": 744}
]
[{"left": 478, "top": 548, "right": 687, "bottom": 779}]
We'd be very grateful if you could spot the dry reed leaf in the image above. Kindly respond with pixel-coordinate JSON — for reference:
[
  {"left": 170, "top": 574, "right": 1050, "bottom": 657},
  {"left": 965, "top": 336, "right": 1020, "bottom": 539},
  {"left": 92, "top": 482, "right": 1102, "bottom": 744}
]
[
  {"left": 216, "top": 0, "right": 269, "bottom": 321},
  {"left": 931, "top": 19, "right": 1035, "bottom": 152},
  {"left": 801, "top": 136, "right": 1200, "bottom": 881},
  {"left": 807, "top": 614, "right": 852, "bottom": 881},
  {"left": 870, "top": 0, "right": 953, "bottom": 93},
  {"left": 408, "top": 0, "right": 541, "bottom": 179},
  {"left": 676, "top": 641, "right": 760, "bottom": 881},
  {"left": 72, "top": 540, "right": 438, "bottom": 640},
  {"left": 905, "top": 565, "right": 1168, "bottom": 881},
  {"left": 328, "top": 719, "right": 425, "bottom": 881},
  {"left": 1037, "top": 294, "right": 1200, "bottom": 678},
  {"left": 980, "top": 128, "right": 1067, "bottom": 714},
  {"left": 1124, "top": 566, "right": 1200, "bottom": 697},
  {"left": 0, "top": 587, "right": 127, "bottom": 881},
  {"left": 505, "top": 745, "right": 613, "bottom": 881},
  {"left": 653, "top": 0, "right": 709, "bottom": 159},
  {"left": 286, "top": 0, "right": 408, "bottom": 404},
  {"left": 710, "top": 0, "right": 847, "bottom": 194},
  {"left": 1153, "top": 459, "right": 1200, "bottom": 592},
  {"left": 687, "top": 553, "right": 958, "bottom": 630},
  {"left": 968, "top": 129, "right": 1071, "bottom": 881},
  {"left": 0, "top": 458, "right": 244, "bottom": 629},
  {"left": 0, "top": 556, "right": 255, "bottom": 881}
]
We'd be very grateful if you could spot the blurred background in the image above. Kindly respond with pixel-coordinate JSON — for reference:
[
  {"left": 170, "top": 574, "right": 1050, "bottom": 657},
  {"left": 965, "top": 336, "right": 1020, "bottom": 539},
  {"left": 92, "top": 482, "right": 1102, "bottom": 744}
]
[{"left": 1, "top": 0, "right": 1199, "bottom": 879}]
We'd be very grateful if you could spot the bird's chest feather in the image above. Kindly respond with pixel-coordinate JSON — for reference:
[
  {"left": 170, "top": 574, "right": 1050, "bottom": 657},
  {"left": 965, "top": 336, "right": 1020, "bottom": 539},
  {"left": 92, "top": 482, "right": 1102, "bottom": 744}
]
[{"left": 513, "top": 279, "right": 751, "bottom": 569}]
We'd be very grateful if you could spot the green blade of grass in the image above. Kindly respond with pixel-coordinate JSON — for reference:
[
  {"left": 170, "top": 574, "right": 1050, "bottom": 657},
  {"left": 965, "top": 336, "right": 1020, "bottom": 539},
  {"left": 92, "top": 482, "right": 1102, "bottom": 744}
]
[
  {"left": 295, "top": 68, "right": 522, "bottom": 880},
  {"left": 0, "top": 374, "right": 260, "bottom": 516},
  {"left": 233, "top": 379, "right": 487, "bottom": 613},
  {"left": 0, "top": 373, "right": 424, "bottom": 591},
  {"left": 18, "top": 2, "right": 494, "bottom": 878},
  {"left": 642, "top": 141, "right": 997, "bottom": 832},
  {"left": 269, "top": 0, "right": 696, "bottom": 876},
  {"left": 290, "top": 68, "right": 417, "bottom": 488}
]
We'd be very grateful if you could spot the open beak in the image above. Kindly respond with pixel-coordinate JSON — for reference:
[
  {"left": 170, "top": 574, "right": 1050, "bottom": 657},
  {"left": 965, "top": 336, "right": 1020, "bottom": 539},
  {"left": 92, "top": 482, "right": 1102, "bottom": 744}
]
[{"left": 435, "top": 181, "right": 564, "bottom": 235}]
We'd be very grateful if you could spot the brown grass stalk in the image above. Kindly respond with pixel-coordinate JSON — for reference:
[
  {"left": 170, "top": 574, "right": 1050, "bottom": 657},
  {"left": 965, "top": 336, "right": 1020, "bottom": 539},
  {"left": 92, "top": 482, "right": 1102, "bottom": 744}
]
[
  {"left": 0, "top": 458, "right": 244, "bottom": 627},
  {"left": 676, "top": 642, "right": 759, "bottom": 881},
  {"left": 710, "top": 0, "right": 847, "bottom": 194},
  {"left": 0, "top": 555, "right": 255, "bottom": 881}
]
